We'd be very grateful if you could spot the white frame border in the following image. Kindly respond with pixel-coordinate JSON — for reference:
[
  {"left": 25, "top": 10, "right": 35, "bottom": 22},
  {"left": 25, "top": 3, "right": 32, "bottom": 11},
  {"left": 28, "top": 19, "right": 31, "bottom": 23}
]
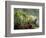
[{"left": 11, "top": 5, "right": 42, "bottom": 34}]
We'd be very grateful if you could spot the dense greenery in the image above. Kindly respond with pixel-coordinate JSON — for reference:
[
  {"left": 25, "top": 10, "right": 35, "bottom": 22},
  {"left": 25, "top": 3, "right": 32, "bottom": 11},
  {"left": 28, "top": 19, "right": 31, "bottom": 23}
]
[{"left": 14, "top": 8, "right": 39, "bottom": 29}]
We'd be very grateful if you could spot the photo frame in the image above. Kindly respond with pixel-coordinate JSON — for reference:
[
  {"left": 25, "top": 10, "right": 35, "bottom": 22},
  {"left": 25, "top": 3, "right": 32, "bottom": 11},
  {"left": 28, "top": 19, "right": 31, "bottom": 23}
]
[{"left": 5, "top": 1, "right": 45, "bottom": 37}]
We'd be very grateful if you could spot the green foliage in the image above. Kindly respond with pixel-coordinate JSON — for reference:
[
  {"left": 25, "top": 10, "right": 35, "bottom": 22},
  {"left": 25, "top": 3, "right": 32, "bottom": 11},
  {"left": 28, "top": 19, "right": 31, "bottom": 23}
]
[
  {"left": 14, "top": 10, "right": 28, "bottom": 25},
  {"left": 14, "top": 8, "right": 39, "bottom": 29}
]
